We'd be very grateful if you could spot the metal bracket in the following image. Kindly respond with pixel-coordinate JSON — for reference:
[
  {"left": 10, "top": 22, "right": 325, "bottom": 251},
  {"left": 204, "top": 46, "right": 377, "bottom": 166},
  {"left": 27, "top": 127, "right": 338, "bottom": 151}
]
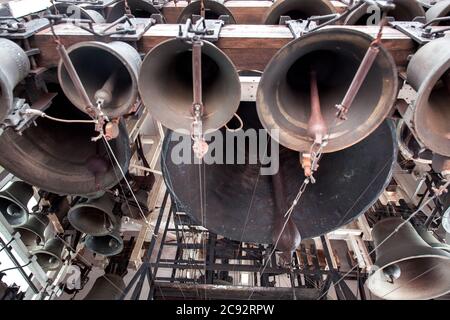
[
  {"left": 109, "top": 17, "right": 156, "bottom": 41},
  {"left": 177, "top": 17, "right": 225, "bottom": 43},
  {"left": 389, "top": 17, "right": 450, "bottom": 45},
  {"left": 0, "top": 18, "right": 50, "bottom": 40},
  {"left": 0, "top": 93, "right": 56, "bottom": 135},
  {"left": 284, "top": 19, "right": 318, "bottom": 39}
]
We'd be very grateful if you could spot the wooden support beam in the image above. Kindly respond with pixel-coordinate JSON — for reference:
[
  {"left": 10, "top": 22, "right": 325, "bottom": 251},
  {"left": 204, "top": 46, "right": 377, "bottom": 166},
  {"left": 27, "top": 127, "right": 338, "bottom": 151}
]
[
  {"left": 32, "top": 23, "right": 417, "bottom": 72},
  {"left": 161, "top": 1, "right": 348, "bottom": 24}
]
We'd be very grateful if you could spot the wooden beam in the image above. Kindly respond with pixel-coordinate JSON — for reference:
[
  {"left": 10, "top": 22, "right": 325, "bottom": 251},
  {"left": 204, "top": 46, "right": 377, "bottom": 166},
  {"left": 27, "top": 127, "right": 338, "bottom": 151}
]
[
  {"left": 32, "top": 23, "right": 417, "bottom": 72},
  {"left": 161, "top": 1, "right": 348, "bottom": 24}
]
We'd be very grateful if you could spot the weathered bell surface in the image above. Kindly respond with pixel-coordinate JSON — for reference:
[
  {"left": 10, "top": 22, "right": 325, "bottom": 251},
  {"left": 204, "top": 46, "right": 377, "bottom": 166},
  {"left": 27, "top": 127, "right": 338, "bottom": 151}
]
[
  {"left": 0, "top": 84, "right": 131, "bottom": 196},
  {"left": 32, "top": 237, "right": 65, "bottom": 271},
  {"left": 139, "top": 38, "right": 241, "bottom": 132},
  {"left": 0, "top": 181, "right": 33, "bottom": 227},
  {"left": 58, "top": 41, "right": 141, "bottom": 118},
  {"left": 84, "top": 223, "right": 123, "bottom": 257},
  {"left": 106, "top": 0, "right": 162, "bottom": 22},
  {"left": 0, "top": 38, "right": 30, "bottom": 123},
  {"left": 345, "top": 0, "right": 425, "bottom": 25},
  {"left": 161, "top": 102, "right": 396, "bottom": 244},
  {"left": 177, "top": 0, "right": 237, "bottom": 23},
  {"left": 263, "top": 0, "right": 336, "bottom": 24},
  {"left": 426, "top": 0, "right": 450, "bottom": 25},
  {"left": 256, "top": 28, "right": 398, "bottom": 153},
  {"left": 68, "top": 194, "right": 118, "bottom": 237},
  {"left": 407, "top": 37, "right": 450, "bottom": 157},
  {"left": 84, "top": 274, "right": 125, "bottom": 300},
  {"left": 14, "top": 214, "right": 49, "bottom": 249},
  {"left": 368, "top": 217, "right": 450, "bottom": 300},
  {"left": 51, "top": 3, "right": 106, "bottom": 23}
]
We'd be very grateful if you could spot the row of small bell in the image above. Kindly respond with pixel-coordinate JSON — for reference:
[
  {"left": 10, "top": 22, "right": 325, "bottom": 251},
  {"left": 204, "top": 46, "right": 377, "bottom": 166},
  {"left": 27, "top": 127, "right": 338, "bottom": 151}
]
[
  {"left": 68, "top": 194, "right": 124, "bottom": 257},
  {"left": 3, "top": 185, "right": 69, "bottom": 272},
  {"left": 368, "top": 217, "right": 450, "bottom": 300}
]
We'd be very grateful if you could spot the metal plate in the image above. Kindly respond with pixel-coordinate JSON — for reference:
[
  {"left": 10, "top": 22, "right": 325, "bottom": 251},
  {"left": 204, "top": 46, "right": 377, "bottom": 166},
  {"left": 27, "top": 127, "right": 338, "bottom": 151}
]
[{"left": 0, "top": 18, "right": 50, "bottom": 40}]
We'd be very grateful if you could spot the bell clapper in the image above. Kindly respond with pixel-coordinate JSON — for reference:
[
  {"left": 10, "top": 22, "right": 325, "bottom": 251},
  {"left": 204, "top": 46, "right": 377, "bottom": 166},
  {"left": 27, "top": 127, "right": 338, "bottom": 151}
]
[{"left": 301, "top": 68, "right": 330, "bottom": 180}]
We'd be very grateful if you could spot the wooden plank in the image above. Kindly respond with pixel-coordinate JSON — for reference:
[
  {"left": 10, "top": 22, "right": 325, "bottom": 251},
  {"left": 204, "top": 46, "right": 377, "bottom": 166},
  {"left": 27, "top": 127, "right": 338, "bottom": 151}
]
[
  {"left": 161, "top": 0, "right": 348, "bottom": 24},
  {"left": 32, "top": 23, "right": 417, "bottom": 72}
]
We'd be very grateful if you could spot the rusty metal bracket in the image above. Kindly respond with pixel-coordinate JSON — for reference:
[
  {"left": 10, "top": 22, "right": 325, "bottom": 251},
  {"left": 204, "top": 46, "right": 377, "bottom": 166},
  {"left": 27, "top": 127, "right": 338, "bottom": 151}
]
[
  {"left": 0, "top": 18, "right": 50, "bottom": 40},
  {"left": 177, "top": 17, "right": 224, "bottom": 42},
  {"left": 389, "top": 17, "right": 450, "bottom": 45}
]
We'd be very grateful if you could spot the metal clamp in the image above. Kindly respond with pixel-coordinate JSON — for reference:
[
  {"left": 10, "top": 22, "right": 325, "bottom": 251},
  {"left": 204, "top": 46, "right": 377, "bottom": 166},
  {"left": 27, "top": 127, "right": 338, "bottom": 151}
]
[
  {"left": 0, "top": 18, "right": 50, "bottom": 40},
  {"left": 177, "top": 17, "right": 225, "bottom": 42},
  {"left": 389, "top": 16, "right": 450, "bottom": 45}
]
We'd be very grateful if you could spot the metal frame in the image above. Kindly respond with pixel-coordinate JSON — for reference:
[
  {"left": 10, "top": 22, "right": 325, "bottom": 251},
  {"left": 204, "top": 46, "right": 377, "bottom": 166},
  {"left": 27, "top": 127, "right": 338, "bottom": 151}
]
[{"left": 118, "top": 191, "right": 369, "bottom": 300}]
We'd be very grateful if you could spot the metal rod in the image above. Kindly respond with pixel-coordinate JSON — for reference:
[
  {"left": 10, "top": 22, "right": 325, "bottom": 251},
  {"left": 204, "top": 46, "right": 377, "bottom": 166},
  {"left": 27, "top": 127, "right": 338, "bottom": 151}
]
[
  {"left": 336, "top": 44, "right": 380, "bottom": 119},
  {"left": 192, "top": 40, "right": 203, "bottom": 114},
  {"left": 56, "top": 43, "right": 96, "bottom": 116}
]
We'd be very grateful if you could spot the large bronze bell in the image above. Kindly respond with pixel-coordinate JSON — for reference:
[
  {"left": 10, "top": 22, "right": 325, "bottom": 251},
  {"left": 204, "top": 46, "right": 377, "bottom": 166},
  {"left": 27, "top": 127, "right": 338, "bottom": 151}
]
[
  {"left": 84, "top": 223, "right": 124, "bottom": 257},
  {"left": 345, "top": 0, "right": 425, "bottom": 25},
  {"left": 0, "top": 181, "right": 33, "bottom": 227},
  {"left": 256, "top": 28, "right": 398, "bottom": 153},
  {"left": 68, "top": 194, "right": 119, "bottom": 237},
  {"left": 0, "top": 84, "right": 131, "bottom": 196},
  {"left": 138, "top": 38, "right": 241, "bottom": 132},
  {"left": 0, "top": 38, "right": 30, "bottom": 123},
  {"left": 263, "top": 0, "right": 336, "bottom": 25},
  {"left": 51, "top": 3, "right": 106, "bottom": 23},
  {"left": 14, "top": 214, "right": 49, "bottom": 249},
  {"left": 161, "top": 102, "right": 396, "bottom": 244},
  {"left": 58, "top": 41, "right": 142, "bottom": 118},
  {"left": 32, "top": 237, "right": 65, "bottom": 271},
  {"left": 407, "top": 37, "right": 450, "bottom": 156},
  {"left": 177, "top": 0, "right": 237, "bottom": 24},
  {"left": 106, "top": 0, "right": 162, "bottom": 23},
  {"left": 367, "top": 217, "right": 450, "bottom": 300},
  {"left": 84, "top": 274, "right": 125, "bottom": 300}
]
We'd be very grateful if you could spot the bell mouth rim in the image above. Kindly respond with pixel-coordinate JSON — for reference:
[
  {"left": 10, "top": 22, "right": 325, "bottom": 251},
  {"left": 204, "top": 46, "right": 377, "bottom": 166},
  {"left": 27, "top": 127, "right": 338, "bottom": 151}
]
[
  {"left": 138, "top": 38, "right": 241, "bottom": 132},
  {"left": 368, "top": 255, "right": 450, "bottom": 300},
  {"left": 413, "top": 58, "right": 450, "bottom": 157},
  {"left": 256, "top": 27, "right": 398, "bottom": 153},
  {"left": 177, "top": 0, "right": 237, "bottom": 24},
  {"left": 57, "top": 41, "right": 140, "bottom": 119}
]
